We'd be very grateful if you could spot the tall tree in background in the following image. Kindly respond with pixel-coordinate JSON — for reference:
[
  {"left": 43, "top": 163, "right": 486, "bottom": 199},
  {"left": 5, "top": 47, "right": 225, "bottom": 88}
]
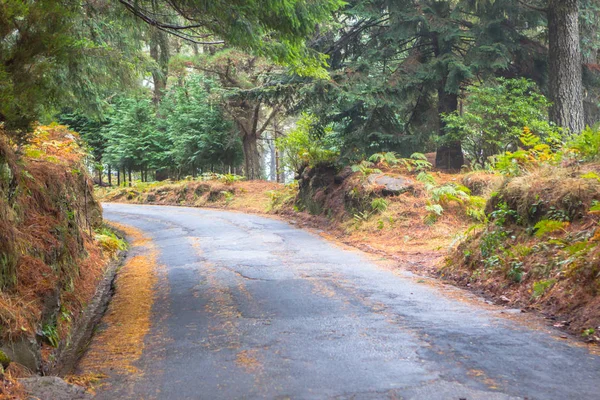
[
  {"left": 190, "top": 50, "right": 287, "bottom": 179},
  {"left": 547, "top": 0, "right": 585, "bottom": 133}
]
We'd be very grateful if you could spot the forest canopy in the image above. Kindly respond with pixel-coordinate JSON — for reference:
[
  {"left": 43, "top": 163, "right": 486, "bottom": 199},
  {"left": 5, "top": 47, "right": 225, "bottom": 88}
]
[{"left": 1, "top": 0, "right": 599, "bottom": 181}]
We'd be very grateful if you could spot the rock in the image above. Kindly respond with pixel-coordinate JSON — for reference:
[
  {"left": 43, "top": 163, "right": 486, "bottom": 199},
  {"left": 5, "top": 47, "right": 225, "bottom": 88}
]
[
  {"left": 499, "top": 295, "right": 511, "bottom": 303},
  {"left": 20, "top": 376, "right": 91, "bottom": 400},
  {"left": 0, "top": 350, "right": 10, "bottom": 368},
  {"left": 367, "top": 174, "right": 414, "bottom": 196},
  {"left": 333, "top": 166, "right": 354, "bottom": 184},
  {"left": 1, "top": 336, "right": 41, "bottom": 372}
]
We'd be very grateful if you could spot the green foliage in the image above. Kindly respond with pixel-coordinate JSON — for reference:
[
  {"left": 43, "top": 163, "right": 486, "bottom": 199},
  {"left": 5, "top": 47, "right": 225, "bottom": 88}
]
[
  {"left": 443, "top": 78, "right": 560, "bottom": 167},
  {"left": 567, "top": 125, "right": 600, "bottom": 161},
  {"left": 41, "top": 323, "right": 59, "bottom": 348},
  {"left": 369, "top": 152, "right": 432, "bottom": 172},
  {"left": 0, "top": 1, "right": 146, "bottom": 142},
  {"left": 489, "top": 202, "right": 521, "bottom": 226},
  {"left": 532, "top": 279, "right": 556, "bottom": 298},
  {"left": 419, "top": 172, "right": 485, "bottom": 224},
  {"left": 480, "top": 229, "right": 510, "bottom": 259},
  {"left": 159, "top": 74, "right": 243, "bottom": 174},
  {"left": 507, "top": 261, "right": 524, "bottom": 283},
  {"left": 220, "top": 174, "right": 245, "bottom": 184},
  {"left": 351, "top": 161, "right": 382, "bottom": 177},
  {"left": 370, "top": 198, "right": 389, "bottom": 214},
  {"left": 582, "top": 328, "right": 596, "bottom": 337},
  {"left": 424, "top": 204, "right": 444, "bottom": 225},
  {"left": 102, "top": 95, "right": 167, "bottom": 173},
  {"left": 95, "top": 226, "right": 127, "bottom": 256},
  {"left": 276, "top": 114, "right": 339, "bottom": 172},
  {"left": 267, "top": 182, "right": 299, "bottom": 212},
  {"left": 533, "top": 220, "right": 569, "bottom": 237},
  {"left": 491, "top": 128, "right": 563, "bottom": 176}
]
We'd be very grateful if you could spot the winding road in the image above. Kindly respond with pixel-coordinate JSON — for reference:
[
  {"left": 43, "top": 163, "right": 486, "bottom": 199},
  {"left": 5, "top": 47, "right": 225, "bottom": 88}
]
[{"left": 88, "top": 203, "right": 600, "bottom": 399}]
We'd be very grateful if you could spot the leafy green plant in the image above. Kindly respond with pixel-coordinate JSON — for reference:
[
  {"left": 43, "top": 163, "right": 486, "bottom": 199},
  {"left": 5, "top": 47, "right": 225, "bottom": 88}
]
[
  {"left": 582, "top": 328, "right": 596, "bottom": 337},
  {"left": 353, "top": 211, "right": 371, "bottom": 223},
  {"left": 221, "top": 191, "right": 234, "bottom": 204},
  {"left": 507, "top": 261, "right": 524, "bottom": 283},
  {"left": 483, "top": 255, "right": 502, "bottom": 269},
  {"left": 424, "top": 204, "right": 444, "bottom": 225},
  {"left": 42, "top": 324, "right": 59, "bottom": 348},
  {"left": 370, "top": 198, "right": 389, "bottom": 213},
  {"left": 443, "top": 78, "right": 561, "bottom": 168},
  {"left": 589, "top": 200, "right": 600, "bottom": 214},
  {"left": 219, "top": 174, "right": 244, "bottom": 184},
  {"left": 533, "top": 219, "right": 569, "bottom": 237},
  {"left": 369, "top": 152, "right": 432, "bottom": 172},
  {"left": 351, "top": 160, "right": 381, "bottom": 176},
  {"left": 490, "top": 202, "right": 521, "bottom": 226},
  {"left": 491, "top": 128, "right": 562, "bottom": 176},
  {"left": 532, "top": 279, "right": 556, "bottom": 298},
  {"left": 267, "top": 182, "right": 299, "bottom": 212},
  {"left": 480, "top": 229, "right": 510, "bottom": 258},
  {"left": 275, "top": 113, "right": 339, "bottom": 172},
  {"left": 567, "top": 125, "right": 600, "bottom": 161},
  {"left": 369, "top": 152, "right": 400, "bottom": 166},
  {"left": 94, "top": 226, "right": 127, "bottom": 256}
]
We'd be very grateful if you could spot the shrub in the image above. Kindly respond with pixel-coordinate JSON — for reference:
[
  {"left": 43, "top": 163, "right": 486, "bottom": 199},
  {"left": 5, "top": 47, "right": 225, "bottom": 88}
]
[
  {"left": 275, "top": 113, "right": 339, "bottom": 173},
  {"left": 443, "top": 78, "right": 561, "bottom": 167},
  {"left": 567, "top": 125, "right": 600, "bottom": 161}
]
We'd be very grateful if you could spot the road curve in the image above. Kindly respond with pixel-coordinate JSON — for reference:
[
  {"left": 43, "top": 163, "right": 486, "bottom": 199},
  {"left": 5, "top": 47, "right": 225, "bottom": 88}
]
[{"left": 91, "top": 203, "right": 600, "bottom": 400}]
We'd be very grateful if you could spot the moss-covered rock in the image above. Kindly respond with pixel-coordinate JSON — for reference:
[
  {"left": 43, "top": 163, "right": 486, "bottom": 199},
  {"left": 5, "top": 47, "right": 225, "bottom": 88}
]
[{"left": 0, "top": 350, "right": 11, "bottom": 368}]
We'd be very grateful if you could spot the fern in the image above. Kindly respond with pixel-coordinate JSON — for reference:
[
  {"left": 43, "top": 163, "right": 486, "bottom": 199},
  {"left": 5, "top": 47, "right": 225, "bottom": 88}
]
[
  {"left": 371, "top": 198, "right": 389, "bottom": 213},
  {"left": 352, "top": 160, "right": 382, "bottom": 176},
  {"left": 424, "top": 204, "right": 444, "bottom": 225},
  {"left": 533, "top": 219, "right": 569, "bottom": 237}
]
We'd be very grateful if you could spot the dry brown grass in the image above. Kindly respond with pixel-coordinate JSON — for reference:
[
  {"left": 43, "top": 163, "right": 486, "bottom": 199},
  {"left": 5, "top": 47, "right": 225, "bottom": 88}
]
[
  {"left": 75, "top": 225, "right": 159, "bottom": 382},
  {"left": 0, "top": 125, "right": 111, "bottom": 370},
  {"left": 97, "top": 179, "right": 280, "bottom": 214}
]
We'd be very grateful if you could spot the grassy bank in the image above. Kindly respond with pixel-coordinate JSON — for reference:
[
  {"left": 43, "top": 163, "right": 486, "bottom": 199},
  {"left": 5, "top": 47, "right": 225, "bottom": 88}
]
[{"left": 0, "top": 125, "right": 123, "bottom": 396}]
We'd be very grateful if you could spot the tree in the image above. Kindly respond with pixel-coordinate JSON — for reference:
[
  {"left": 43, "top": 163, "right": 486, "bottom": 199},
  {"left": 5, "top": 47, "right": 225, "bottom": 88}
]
[
  {"left": 0, "top": 0, "right": 146, "bottom": 142},
  {"left": 102, "top": 96, "right": 167, "bottom": 184},
  {"left": 191, "top": 49, "right": 287, "bottom": 179},
  {"left": 547, "top": 0, "right": 585, "bottom": 133},
  {"left": 159, "top": 73, "right": 243, "bottom": 177},
  {"left": 117, "top": 0, "right": 343, "bottom": 75},
  {"left": 296, "top": 0, "right": 545, "bottom": 168}
]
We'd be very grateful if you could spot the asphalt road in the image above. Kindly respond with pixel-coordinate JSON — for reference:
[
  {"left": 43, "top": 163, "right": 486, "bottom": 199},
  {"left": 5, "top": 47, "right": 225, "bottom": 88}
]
[{"left": 95, "top": 203, "right": 600, "bottom": 400}]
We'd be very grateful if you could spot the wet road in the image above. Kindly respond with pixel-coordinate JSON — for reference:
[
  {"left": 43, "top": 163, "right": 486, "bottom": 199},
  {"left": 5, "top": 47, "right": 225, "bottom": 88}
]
[{"left": 95, "top": 203, "right": 600, "bottom": 399}]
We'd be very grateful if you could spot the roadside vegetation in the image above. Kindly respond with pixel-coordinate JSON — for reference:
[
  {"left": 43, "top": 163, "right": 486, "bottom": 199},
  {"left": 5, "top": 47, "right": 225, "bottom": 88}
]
[{"left": 0, "top": 125, "right": 125, "bottom": 395}]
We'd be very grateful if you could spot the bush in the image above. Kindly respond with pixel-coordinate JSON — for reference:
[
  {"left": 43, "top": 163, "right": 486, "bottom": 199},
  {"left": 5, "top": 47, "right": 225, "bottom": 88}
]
[
  {"left": 443, "top": 78, "right": 561, "bottom": 167},
  {"left": 275, "top": 113, "right": 339, "bottom": 173},
  {"left": 567, "top": 125, "right": 600, "bottom": 161}
]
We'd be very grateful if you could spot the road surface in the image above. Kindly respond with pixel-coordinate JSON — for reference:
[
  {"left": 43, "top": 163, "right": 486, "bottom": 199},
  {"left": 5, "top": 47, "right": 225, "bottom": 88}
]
[{"left": 91, "top": 203, "right": 600, "bottom": 399}]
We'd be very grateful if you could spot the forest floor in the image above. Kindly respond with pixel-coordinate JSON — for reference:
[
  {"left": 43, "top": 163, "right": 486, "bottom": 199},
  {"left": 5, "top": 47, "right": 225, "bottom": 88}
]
[{"left": 96, "top": 166, "right": 600, "bottom": 343}]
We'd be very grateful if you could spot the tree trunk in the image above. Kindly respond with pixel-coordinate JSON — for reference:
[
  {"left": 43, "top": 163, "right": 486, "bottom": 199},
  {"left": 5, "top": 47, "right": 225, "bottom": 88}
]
[
  {"left": 243, "top": 133, "right": 260, "bottom": 180},
  {"left": 128, "top": 168, "right": 132, "bottom": 187},
  {"left": 431, "top": 31, "right": 464, "bottom": 171},
  {"left": 435, "top": 89, "right": 464, "bottom": 170},
  {"left": 548, "top": 0, "right": 585, "bottom": 133},
  {"left": 108, "top": 165, "right": 112, "bottom": 186},
  {"left": 117, "top": 167, "right": 120, "bottom": 186},
  {"left": 149, "top": 12, "right": 170, "bottom": 105}
]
